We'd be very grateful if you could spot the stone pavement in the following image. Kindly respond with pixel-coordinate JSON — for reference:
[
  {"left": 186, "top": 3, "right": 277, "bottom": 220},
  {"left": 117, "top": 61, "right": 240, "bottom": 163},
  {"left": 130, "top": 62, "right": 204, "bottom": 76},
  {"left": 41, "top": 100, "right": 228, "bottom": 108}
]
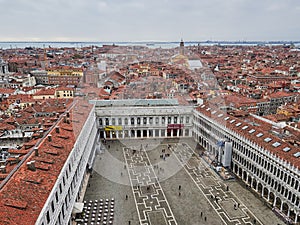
[
  {"left": 123, "top": 147, "right": 177, "bottom": 225},
  {"left": 82, "top": 138, "right": 285, "bottom": 225},
  {"left": 172, "top": 142, "right": 263, "bottom": 225}
]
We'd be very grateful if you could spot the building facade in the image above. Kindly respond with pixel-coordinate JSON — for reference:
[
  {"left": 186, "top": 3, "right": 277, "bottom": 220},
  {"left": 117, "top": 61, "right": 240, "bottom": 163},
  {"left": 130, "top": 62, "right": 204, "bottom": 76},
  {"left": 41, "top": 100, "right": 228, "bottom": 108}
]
[
  {"left": 36, "top": 107, "right": 99, "bottom": 225},
  {"left": 92, "top": 99, "right": 194, "bottom": 140},
  {"left": 34, "top": 99, "right": 299, "bottom": 224},
  {"left": 193, "top": 104, "right": 300, "bottom": 224},
  {"left": 0, "top": 58, "right": 9, "bottom": 75}
]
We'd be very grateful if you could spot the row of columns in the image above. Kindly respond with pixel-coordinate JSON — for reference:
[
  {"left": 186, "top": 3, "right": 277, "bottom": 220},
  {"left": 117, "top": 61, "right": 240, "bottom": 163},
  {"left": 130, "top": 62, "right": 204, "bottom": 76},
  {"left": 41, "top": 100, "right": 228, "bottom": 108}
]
[
  {"left": 233, "top": 162, "right": 299, "bottom": 224},
  {"left": 102, "top": 128, "right": 188, "bottom": 139},
  {"left": 193, "top": 114, "right": 300, "bottom": 224},
  {"left": 234, "top": 152, "right": 300, "bottom": 209},
  {"left": 100, "top": 115, "right": 190, "bottom": 127}
]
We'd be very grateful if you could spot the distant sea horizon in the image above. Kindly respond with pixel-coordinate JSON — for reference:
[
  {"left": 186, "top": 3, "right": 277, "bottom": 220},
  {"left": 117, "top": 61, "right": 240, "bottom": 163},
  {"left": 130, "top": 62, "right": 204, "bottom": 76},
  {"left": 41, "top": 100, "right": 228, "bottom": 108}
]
[{"left": 0, "top": 40, "right": 300, "bottom": 49}]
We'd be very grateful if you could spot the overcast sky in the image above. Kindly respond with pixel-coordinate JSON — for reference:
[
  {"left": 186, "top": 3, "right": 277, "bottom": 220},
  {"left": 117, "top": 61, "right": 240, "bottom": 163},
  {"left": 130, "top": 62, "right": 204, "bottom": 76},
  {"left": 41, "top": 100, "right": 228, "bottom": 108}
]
[{"left": 1, "top": 0, "right": 300, "bottom": 42}]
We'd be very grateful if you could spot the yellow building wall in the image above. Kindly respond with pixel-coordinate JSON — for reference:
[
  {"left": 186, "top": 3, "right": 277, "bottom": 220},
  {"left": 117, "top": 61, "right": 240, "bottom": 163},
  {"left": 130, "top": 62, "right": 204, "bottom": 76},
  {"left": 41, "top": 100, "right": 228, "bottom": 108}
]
[
  {"left": 47, "top": 69, "right": 83, "bottom": 77},
  {"left": 32, "top": 94, "right": 55, "bottom": 100},
  {"left": 55, "top": 90, "right": 74, "bottom": 99}
]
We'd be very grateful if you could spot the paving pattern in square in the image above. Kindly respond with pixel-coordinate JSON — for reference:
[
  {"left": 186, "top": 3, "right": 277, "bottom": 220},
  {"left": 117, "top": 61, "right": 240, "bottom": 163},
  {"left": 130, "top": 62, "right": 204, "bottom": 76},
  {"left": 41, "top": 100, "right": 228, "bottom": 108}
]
[
  {"left": 172, "top": 142, "right": 263, "bottom": 225},
  {"left": 123, "top": 147, "right": 177, "bottom": 225}
]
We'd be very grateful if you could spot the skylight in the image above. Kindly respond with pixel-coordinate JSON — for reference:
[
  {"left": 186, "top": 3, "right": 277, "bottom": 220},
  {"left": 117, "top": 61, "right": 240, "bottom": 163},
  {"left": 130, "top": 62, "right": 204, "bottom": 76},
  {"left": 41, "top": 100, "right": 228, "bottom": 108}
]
[
  {"left": 256, "top": 133, "right": 263, "bottom": 137},
  {"left": 206, "top": 108, "right": 211, "bottom": 111},
  {"left": 272, "top": 142, "right": 281, "bottom": 147},
  {"left": 283, "top": 147, "right": 291, "bottom": 152},
  {"left": 224, "top": 117, "right": 230, "bottom": 121},
  {"left": 212, "top": 111, "right": 217, "bottom": 114},
  {"left": 218, "top": 114, "right": 223, "bottom": 117},
  {"left": 236, "top": 122, "right": 242, "bottom": 127},
  {"left": 293, "top": 152, "right": 300, "bottom": 158},
  {"left": 242, "top": 126, "right": 248, "bottom": 130},
  {"left": 264, "top": 137, "right": 272, "bottom": 143},
  {"left": 230, "top": 119, "right": 235, "bottom": 124},
  {"left": 201, "top": 105, "right": 206, "bottom": 108},
  {"left": 249, "top": 129, "right": 255, "bottom": 134}
]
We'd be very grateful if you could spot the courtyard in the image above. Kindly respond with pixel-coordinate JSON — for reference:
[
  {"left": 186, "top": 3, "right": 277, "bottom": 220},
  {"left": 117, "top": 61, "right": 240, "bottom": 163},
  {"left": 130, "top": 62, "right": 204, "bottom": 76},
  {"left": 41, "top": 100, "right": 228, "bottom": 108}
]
[{"left": 82, "top": 138, "right": 284, "bottom": 225}]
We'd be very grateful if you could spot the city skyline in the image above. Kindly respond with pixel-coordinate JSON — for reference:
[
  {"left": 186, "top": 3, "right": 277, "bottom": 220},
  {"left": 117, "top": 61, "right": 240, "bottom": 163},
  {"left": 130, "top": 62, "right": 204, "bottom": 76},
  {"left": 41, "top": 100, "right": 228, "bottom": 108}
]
[{"left": 1, "top": 0, "right": 300, "bottom": 42}]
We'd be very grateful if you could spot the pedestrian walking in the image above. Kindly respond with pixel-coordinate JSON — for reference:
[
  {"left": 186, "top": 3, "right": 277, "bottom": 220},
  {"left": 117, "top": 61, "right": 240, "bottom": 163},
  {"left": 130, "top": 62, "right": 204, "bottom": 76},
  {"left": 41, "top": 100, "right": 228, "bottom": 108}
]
[
  {"left": 126, "top": 195, "right": 128, "bottom": 200},
  {"left": 204, "top": 216, "right": 207, "bottom": 221},
  {"left": 200, "top": 211, "right": 202, "bottom": 217},
  {"left": 178, "top": 185, "right": 181, "bottom": 190}
]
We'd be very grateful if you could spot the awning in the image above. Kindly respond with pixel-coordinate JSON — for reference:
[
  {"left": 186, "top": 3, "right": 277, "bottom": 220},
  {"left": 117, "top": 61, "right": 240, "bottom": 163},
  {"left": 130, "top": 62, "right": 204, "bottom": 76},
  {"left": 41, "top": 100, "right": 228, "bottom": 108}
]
[{"left": 72, "top": 202, "right": 84, "bottom": 214}]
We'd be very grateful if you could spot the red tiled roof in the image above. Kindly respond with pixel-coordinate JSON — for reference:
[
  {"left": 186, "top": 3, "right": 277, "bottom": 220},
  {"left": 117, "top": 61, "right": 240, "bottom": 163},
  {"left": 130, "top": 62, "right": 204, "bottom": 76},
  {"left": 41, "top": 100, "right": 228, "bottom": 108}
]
[
  {"left": 34, "top": 88, "right": 55, "bottom": 96},
  {"left": 0, "top": 98, "right": 93, "bottom": 224},
  {"left": 196, "top": 105, "right": 300, "bottom": 169},
  {"left": 268, "top": 91, "right": 295, "bottom": 99},
  {"left": 0, "top": 88, "right": 15, "bottom": 95}
]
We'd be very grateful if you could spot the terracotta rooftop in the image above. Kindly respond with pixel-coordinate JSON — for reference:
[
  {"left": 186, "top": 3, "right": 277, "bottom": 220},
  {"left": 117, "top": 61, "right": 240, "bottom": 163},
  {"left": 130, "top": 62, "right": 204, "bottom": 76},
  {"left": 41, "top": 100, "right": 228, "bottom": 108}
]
[
  {"left": 196, "top": 104, "right": 300, "bottom": 169},
  {"left": 0, "top": 98, "right": 93, "bottom": 225},
  {"left": 268, "top": 91, "right": 296, "bottom": 99},
  {"left": 34, "top": 88, "right": 56, "bottom": 96}
]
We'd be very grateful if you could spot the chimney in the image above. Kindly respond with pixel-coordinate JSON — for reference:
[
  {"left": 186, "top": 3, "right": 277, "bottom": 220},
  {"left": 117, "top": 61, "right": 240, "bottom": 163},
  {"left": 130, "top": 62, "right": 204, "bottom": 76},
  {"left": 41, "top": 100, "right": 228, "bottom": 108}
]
[
  {"left": 48, "top": 134, "right": 52, "bottom": 142},
  {"left": 27, "top": 161, "right": 36, "bottom": 171},
  {"left": 39, "top": 128, "right": 44, "bottom": 138},
  {"left": 66, "top": 111, "right": 70, "bottom": 118},
  {"left": 0, "top": 165, "right": 6, "bottom": 174},
  {"left": 34, "top": 147, "right": 39, "bottom": 156},
  {"left": 55, "top": 126, "right": 60, "bottom": 133}
]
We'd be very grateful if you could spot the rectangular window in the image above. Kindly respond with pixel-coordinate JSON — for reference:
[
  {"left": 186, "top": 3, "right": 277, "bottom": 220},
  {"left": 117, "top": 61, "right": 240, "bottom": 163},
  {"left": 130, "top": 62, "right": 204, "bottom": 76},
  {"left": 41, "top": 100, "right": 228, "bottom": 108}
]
[
  {"left": 180, "top": 117, "right": 183, "bottom": 123},
  {"left": 185, "top": 129, "right": 189, "bottom": 136},
  {"left": 62, "top": 205, "right": 65, "bottom": 218},
  {"left": 51, "top": 201, "right": 55, "bottom": 212},
  {"left": 46, "top": 211, "right": 50, "bottom": 223}
]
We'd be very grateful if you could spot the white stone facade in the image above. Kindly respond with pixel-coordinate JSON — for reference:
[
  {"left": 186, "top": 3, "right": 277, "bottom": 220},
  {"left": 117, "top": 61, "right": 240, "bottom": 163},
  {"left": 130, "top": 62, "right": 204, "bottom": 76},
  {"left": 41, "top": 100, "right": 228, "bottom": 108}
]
[{"left": 37, "top": 99, "right": 300, "bottom": 224}]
